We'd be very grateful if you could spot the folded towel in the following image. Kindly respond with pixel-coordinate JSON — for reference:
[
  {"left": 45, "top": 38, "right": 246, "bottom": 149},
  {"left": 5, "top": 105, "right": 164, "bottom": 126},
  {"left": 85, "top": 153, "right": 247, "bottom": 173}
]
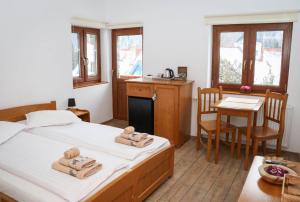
[
  {"left": 52, "top": 161, "right": 102, "bottom": 179},
  {"left": 64, "top": 147, "right": 80, "bottom": 159},
  {"left": 59, "top": 156, "right": 96, "bottom": 171},
  {"left": 120, "top": 132, "right": 148, "bottom": 142},
  {"left": 115, "top": 136, "right": 153, "bottom": 148},
  {"left": 123, "top": 126, "right": 135, "bottom": 134}
]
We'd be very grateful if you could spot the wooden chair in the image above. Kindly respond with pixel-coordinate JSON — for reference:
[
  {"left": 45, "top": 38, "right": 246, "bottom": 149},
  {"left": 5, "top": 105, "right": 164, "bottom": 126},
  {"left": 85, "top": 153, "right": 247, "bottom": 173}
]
[
  {"left": 196, "top": 86, "right": 236, "bottom": 161},
  {"left": 237, "top": 89, "right": 288, "bottom": 158}
]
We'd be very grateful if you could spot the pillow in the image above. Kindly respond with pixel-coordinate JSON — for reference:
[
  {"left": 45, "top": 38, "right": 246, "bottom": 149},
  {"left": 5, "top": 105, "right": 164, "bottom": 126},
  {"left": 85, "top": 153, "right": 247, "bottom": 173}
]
[
  {"left": 26, "top": 110, "right": 82, "bottom": 128},
  {"left": 0, "top": 121, "right": 26, "bottom": 144}
]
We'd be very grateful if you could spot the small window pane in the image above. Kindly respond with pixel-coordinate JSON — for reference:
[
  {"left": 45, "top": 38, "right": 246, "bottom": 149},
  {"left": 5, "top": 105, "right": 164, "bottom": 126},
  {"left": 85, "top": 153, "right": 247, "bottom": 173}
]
[
  {"left": 86, "top": 34, "right": 98, "bottom": 76},
  {"left": 219, "top": 32, "right": 244, "bottom": 84},
  {"left": 72, "top": 33, "right": 80, "bottom": 77},
  {"left": 254, "top": 31, "right": 283, "bottom": 86},
  {"left": 117, "top": 35, "right": 143, "bottom": 78}
]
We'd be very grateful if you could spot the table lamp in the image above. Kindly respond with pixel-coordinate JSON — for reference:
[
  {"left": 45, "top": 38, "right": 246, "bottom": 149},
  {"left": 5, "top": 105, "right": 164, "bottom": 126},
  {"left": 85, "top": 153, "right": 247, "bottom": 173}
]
[{"left": 68, "top": 98, "right": 76, "bottom": 109}]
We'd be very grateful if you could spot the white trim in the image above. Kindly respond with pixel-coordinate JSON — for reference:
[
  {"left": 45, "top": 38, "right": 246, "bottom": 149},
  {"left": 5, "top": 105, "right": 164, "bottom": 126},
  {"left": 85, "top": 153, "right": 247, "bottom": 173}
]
[
  {"left": 70, "top": 18, "right": 143, "bottom": 30},
  {"left": 204, "top": 10, "right": 300, "bottom": 25},
  {"left": 107, "top": 23, "right": 143, "bottom": 29},
  {"left": 71, "top": 17, "right": 107, "bottom": 29}
]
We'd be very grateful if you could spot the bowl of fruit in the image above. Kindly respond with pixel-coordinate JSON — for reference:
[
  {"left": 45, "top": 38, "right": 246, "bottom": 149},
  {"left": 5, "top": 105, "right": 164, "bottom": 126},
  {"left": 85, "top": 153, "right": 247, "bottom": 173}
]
[{"left": 258, "top": 164, "right": 297, "bottom": 184}]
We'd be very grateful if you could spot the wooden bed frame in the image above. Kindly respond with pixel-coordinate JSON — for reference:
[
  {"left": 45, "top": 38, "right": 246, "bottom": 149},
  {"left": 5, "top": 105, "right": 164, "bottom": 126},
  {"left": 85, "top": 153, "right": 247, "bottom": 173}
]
[{"left": 0, "top": 101, "right": 174, "bottom": 202}]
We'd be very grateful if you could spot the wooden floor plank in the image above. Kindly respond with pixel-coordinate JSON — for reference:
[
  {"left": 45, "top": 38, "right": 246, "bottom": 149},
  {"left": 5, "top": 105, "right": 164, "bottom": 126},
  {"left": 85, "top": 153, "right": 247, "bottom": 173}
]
[
  {"left": 103, "top": 119, "right": 300, "bottom": 202},
  {"left": 147, "top": 144, "right": 202, "bottom": 201},
  {"left": 224, "top": 167, "right": 248, "bottom": 202},
  {"left": 159, "top": 154, "right": 208, "bottom": 201},
  {"left": 202, "top": 157, "right": 241, "bottom": 201}
]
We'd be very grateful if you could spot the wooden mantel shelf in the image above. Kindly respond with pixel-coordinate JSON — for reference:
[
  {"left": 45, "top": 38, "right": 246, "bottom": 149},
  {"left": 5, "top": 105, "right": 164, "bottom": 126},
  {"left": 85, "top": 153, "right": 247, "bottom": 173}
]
[{"left": 125, "top": 78, "right": 194, "bottom": 86}]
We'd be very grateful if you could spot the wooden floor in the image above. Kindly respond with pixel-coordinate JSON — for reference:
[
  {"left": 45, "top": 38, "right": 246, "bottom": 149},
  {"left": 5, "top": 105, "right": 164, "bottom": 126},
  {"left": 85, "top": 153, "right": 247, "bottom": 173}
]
[
  {"left": 102, "top": 119, "right": 129, "bottom": 129},
  {"left": 103, "top": 119, "right": 300, "bottom": 202}
]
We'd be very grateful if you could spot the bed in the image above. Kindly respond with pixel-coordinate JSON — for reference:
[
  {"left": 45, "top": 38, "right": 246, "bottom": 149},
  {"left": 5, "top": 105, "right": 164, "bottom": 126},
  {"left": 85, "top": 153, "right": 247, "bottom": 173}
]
[{"left": 0, "top": 101, "right": 174, "bottom": 202}]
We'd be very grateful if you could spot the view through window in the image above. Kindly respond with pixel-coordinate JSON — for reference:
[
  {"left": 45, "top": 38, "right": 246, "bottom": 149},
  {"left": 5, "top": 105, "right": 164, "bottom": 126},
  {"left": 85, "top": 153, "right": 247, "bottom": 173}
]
[
  {"left": 117, "top": 35, "right": 143, "bottom": 78},
  {"left": 212, "top": 23, "right": 292, "bottom": 93}
]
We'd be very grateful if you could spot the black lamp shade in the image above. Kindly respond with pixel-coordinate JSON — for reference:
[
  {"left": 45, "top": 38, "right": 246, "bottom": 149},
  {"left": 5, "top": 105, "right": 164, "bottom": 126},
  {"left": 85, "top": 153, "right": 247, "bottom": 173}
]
[{"left": 68, "top": 98, "right": 76, "bottom": 107}]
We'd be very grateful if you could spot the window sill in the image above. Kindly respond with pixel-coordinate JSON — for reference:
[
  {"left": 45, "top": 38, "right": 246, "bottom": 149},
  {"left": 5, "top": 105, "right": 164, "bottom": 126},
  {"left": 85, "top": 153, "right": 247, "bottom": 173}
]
[
  {"left": 73, "top": 81, "right": 109, "bottom": 89},
  {"left": 223, "top": 90, "right": 265, "bottom": 97}
]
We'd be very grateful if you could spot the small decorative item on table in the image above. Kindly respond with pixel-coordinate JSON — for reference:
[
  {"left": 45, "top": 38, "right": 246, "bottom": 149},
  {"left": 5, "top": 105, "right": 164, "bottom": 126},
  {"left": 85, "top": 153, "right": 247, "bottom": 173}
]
[
  {"left": 240, "top": 85, "right": 251, "bottom": 93},
  {"left": 264, "top": 156, "right": 297, "bottom": 169},
  {"left": 258, "top": 164, "right": 297, "bottom": 184},
  {"left": 177, "top": 66, "right": 187, "bottom": 80},
  {"left": 282, "top": 174, "right": 300, "bottom": 202}
]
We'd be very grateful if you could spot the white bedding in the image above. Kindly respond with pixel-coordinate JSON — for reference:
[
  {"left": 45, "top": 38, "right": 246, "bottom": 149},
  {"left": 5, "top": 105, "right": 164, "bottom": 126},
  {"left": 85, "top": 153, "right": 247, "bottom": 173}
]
[
  {"left": 0, "top": 138, "right": 170, "bottom": 202},
  {"left": 28, "top": 122, "right": 170, "bottom": 160},
  {"left": 0, "top": 131, "right": 129, "bottom": 202}
]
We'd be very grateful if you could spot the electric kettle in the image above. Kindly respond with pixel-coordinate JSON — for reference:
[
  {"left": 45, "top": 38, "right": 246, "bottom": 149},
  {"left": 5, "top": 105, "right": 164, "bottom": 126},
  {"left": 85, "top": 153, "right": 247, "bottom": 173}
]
[{"left": 164, "top": 68, "right": 174, "bottom": 79}]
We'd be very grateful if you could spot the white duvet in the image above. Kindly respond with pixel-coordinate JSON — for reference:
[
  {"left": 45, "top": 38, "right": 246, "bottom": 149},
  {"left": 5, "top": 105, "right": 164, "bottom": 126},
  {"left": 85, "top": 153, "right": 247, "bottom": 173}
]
[
  {"left": 28, "top": 122, "right": 170, "bottom": 160},
  {"left": 0, "top": 132, "right": 128, "bottom": 202}
]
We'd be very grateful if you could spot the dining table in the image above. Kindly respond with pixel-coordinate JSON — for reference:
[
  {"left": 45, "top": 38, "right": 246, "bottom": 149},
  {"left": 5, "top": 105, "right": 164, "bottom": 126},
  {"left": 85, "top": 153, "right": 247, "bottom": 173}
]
[{"left": 213, "top": 96, "right": 264, "bottom": 170}]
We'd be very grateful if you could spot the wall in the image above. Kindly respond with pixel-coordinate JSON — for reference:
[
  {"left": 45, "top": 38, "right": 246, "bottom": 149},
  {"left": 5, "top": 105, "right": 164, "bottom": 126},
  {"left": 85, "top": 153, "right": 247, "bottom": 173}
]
[
  {"left": 0, "top": 0, "right": 112, "bottom": 123},
  {"left": 104, "top": 0, "right": 300, "bottom": 152}
]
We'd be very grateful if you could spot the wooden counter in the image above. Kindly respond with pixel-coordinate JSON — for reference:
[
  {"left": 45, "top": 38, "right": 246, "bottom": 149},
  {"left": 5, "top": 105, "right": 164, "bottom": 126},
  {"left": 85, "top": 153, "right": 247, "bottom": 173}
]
[
  {"left": 125, "top": 78, "right": 194, "bottom": 86},
  {"left": 238, "top": 156, "right": 300, "bottom": 202},
  {"left": 126, "top": 78, "right": 194, "bottom": 147}
]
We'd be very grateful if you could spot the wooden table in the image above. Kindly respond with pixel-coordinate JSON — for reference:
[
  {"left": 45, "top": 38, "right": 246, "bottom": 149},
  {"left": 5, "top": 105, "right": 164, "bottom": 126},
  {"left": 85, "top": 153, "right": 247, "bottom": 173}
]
[
  {"left": 214, "top": 97, "right": 264, "bottom": 169},
  {"left": 68, "top": 108, "right": 90, "bottom": 122},
  {"left": 238, "top": 156, "right": 300, "bottom": 202}
]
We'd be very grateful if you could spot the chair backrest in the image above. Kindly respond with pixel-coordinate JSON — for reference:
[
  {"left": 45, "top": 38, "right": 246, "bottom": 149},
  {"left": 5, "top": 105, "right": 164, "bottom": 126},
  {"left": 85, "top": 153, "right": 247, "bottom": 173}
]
[
  {"left": 263, "top": 89, "right": 288, "bottom": 135},
  {"left": 197, "top": 86, "right": 223, "bottom": 122}
]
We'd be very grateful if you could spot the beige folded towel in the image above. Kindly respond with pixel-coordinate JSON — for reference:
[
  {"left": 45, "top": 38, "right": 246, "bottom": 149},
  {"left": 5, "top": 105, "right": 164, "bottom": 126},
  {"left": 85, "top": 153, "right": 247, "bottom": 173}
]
[
  {"left": 64, "top": 147, "right": 80, "bottom": 159},
  {"left": 59, "top": 156, "right": 96, "bottom": 171},
  {"left": 124, "top": 126, "right": 135, "bottom": 134},
  {"left": 120, "top": 132, "right": 148, "bottom": 142},
  {"left": 52, "top": 161, "right": 102, "bottom": 179},
  {"left": 115, "top": 136, "right": 153, "bottom": 148}
]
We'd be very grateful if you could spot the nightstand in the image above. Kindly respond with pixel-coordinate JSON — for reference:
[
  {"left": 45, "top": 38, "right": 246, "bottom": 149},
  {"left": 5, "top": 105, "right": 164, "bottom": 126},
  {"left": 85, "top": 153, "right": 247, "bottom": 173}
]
[{"left": 68, "top": 108, "right": 90, "bottom": 122}]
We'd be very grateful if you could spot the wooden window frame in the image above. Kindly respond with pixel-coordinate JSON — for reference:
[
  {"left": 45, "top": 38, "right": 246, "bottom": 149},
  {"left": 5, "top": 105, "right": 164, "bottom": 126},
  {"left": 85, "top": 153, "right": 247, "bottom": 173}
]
[
  {"left": 211, "top": 23, "right": 293, "bottom": 93},
  {"left": 72, "top": 26, "right": 101, "bottom": 88}
]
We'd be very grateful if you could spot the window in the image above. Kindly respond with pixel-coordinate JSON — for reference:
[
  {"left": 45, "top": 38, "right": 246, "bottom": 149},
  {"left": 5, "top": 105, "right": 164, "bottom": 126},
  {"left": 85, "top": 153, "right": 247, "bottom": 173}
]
[
  {"left": 112, "top": 28, "right": 143, "bottom": 79},
  {"left": 212, "top": 23, "right": 292, "bottom": 93},
  {"left": 71, "top": 26, "right": 101, "bottom": 88}
]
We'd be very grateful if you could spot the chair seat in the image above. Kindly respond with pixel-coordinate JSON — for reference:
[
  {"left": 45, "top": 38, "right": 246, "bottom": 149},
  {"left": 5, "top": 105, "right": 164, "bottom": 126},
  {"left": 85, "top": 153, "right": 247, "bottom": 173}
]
[
  {"left": 200, "top": 120, "right": 235, "bottom": 132},
  {"left": 239, "top": 126, "right": 279, "bottom": 139}
]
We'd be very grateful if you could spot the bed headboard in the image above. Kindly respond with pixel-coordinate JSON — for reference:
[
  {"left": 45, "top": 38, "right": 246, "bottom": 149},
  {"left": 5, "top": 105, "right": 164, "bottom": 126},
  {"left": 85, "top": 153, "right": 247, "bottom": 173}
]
[{"left": 0, "top": 101, "right": 56, "bottom": 122}]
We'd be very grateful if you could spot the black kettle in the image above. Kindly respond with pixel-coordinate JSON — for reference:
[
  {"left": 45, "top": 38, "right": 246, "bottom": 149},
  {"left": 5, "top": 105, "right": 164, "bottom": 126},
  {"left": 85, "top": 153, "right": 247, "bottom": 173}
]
[{"left": 164, "top": 68, "right": 174, "bottom": 79}]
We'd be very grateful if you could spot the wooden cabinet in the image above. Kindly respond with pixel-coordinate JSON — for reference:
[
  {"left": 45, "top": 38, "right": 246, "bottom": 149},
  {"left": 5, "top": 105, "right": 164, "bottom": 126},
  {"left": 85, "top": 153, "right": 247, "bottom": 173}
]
[
  {"left": 126, "top": 78, "right": 193, "bottom": 147},
  {"left": 127, "top": 83, "right": 154, "bottom": 98}
]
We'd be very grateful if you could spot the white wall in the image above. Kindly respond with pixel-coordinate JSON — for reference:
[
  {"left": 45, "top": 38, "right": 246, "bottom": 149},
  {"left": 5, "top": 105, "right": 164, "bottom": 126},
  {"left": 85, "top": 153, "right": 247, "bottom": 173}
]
[
  {"left": 0, "top": 0, "right": 112, "bottom": 123},
  {"left": 104, "top": 0, "right": 300, "bottom": 152}
]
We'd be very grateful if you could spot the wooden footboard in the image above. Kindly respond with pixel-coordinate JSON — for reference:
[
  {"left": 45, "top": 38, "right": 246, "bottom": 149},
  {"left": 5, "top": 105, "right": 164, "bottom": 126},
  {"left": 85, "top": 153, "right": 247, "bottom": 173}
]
[
  {"left": 86, "top": 145, "right": 174, "bottom": 202},
  {"left": 0, "top": 193, "right": 15, "bottom": 202}
]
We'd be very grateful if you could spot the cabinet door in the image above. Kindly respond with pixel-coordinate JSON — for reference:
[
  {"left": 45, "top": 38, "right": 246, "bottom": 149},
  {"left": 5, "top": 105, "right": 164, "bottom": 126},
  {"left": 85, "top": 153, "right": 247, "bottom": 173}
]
[{"left": 154, "top": 85, "right": 178, "bottom": 145}]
